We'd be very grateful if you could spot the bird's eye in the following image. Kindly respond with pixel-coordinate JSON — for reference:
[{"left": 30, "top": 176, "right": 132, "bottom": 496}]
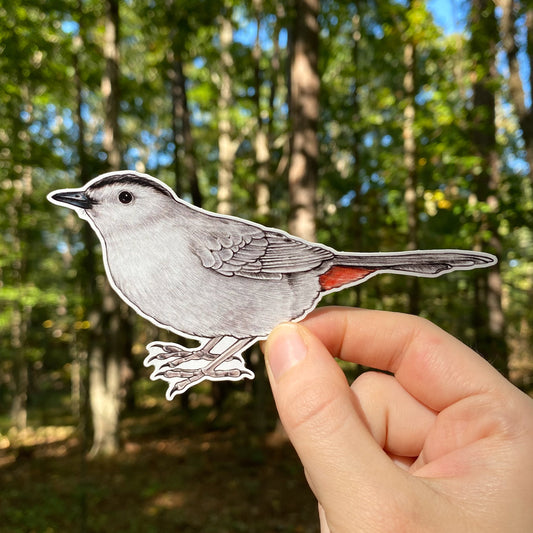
[{"left": 119, "top": 190, "right": 133, "bottom": 204}]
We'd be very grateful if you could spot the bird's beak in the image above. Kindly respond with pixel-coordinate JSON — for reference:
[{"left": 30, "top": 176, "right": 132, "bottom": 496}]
[{"left": 50, "top": 190, "right": 93, "bottom": 209}]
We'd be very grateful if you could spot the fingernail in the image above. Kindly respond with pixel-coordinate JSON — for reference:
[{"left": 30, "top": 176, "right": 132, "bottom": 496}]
[{"left": 266, "top": 324, "right": 307, "bottom": 382}]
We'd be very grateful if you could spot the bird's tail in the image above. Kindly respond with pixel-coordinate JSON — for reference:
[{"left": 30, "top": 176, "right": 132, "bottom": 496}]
[{"left": 319, "top": 250, "right": 496, "bottom": 291}]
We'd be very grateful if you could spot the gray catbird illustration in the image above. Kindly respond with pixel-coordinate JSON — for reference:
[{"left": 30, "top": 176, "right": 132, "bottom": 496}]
[{"left": 49, "top": 171, "right": 496, "bottom": 398}]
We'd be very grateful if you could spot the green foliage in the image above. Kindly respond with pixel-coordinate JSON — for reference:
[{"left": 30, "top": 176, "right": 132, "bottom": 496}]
[
  {"left": 0, "top": 0, "right": 531, "bottom": 528},
  {"left": 0, "top": 0, "right": 532, "bottom": 459}
]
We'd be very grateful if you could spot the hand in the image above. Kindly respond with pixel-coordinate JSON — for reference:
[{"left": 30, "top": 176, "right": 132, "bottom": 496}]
[{"left": 263, "top": 307, "right": 533, "bottom": 532}]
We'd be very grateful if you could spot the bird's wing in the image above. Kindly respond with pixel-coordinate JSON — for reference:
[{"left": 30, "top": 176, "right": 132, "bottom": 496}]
[{"left": 191, "top": 218, "right": 333, "bottom": 279}]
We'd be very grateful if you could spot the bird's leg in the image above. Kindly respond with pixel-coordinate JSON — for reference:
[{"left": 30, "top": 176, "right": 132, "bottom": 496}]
[
  {"left": 145, "top": 337, "right": 256, "bottom": 399},
  {"left": 200, "top": 339, "right": 255, "bottom": 378}
]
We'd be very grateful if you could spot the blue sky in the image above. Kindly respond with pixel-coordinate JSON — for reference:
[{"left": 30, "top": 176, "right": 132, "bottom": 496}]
[{"left": 428, "top": 0, "right": 467, "bottom": 34}]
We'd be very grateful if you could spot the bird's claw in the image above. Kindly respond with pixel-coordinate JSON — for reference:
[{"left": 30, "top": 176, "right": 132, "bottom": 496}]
[
  {"left": 168, "top": 367, "right": 254, "bottom": 396},
  {"left": 160, "top": 367, "right": 249, "bottom": 380},
  {"left": 155, "top": 353, "right": 215, "bottom": 367},
  {"left": 144, "top": 339, "right": 255, "bottom": 398},
  {"left": 157, "top": 353, "right": 241, "bottom": 370},
  {"left": 145, "top": 342, "right": 199, "bottom": 363}
]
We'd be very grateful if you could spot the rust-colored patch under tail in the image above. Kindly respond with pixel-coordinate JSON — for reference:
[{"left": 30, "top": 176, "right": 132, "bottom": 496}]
[{"left": 319, "top": 265, "right": 376, "bottom": 291}]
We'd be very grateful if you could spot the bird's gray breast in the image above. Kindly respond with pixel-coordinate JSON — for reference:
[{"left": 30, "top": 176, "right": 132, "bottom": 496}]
[{"left": 100, "top": 219, "right": 323, "bottom": 339}]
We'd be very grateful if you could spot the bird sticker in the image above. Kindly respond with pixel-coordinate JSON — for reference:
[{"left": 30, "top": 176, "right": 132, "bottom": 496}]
[{"left": 49, "top": 171, "right": 497, "bottom": 398}]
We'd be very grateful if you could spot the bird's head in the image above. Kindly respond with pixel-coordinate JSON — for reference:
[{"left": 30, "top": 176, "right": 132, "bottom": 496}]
[{"left": 48, "top": 171, "right": 179, "bottom": 237}]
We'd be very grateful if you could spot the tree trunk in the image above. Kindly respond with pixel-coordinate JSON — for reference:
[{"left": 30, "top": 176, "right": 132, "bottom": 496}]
[
  {"left": 10, "top": 305, "right": 28, "bottom": 431},
  {"left": 88, "top": 0, "right": 127, "bottom": 456},
  {"left": 88, "top": 337, "right": 121, "bottom": 456},
  {"left": 403, "top": 35, "right": 420, "bottom": 315},
  {"left": 351, "top": 7, "right": 363, "bottom": 306},
  {"left": 8, "top": 92, "right": 33, "bottom": 432},
  {"left": 469, "top": 0, "right": 508, "bottom": 375},
  {"left": 253, "top": 0, "right": 271, "bottom": 220},
  {"left": 498, "top": 0, "right": 533, "bottom": 184},
  {"left": 216, "top": 8, "right": 236, "bottom": 216},
  {"left": 272, "top": 3, "right": 290, "bottom": 183},
  {"left": 288, "top": 0, "right": 320, "bottom": 241},
  {"left": 167, "top": 39, "right": 203, "bottom": 206},
  {"left": 72, "top": 26, "right": 90, "bottom": 427},
  {"left": 101, "top": 0, "right": 121, "bottom": 170}
]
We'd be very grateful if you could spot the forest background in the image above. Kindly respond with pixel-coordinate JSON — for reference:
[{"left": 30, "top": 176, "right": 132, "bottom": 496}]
[{"left": 1, "top": 0, "right": 532, "bottom": 531}]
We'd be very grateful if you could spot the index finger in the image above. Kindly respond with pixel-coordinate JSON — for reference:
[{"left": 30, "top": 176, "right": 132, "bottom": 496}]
[{"left": 300, "top": 307, "right": 507, "bottom": 411}]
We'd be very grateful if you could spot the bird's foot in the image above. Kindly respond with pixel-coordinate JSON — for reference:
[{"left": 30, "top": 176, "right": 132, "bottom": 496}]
[
  {"left": 144, "top": 342, "right": 223, "bottom": 365},
  {"left": 143, "top": 337, "right": 256, "bottom": 398},
  {"left": 145, "top": 340, "right": 218, "bottom": 365},
  {"left": 157, "top": 366, "right": 255, "bottom": 396}
]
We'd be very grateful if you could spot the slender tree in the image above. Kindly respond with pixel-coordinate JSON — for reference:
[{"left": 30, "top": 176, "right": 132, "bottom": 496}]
[
  {"left": 8, "top": 164, "right": 32, "bottom": 431},
  {"left": 403, "top": 8, "right": 420, "bottom": 315},
  {"left": 167, "top": 10, "right": 203, "bottom": 206},
  {"left": 498, "top": 0, "right": 533, "bottom": 183},
  {"left": 7, "top": 86, "right": 33, "bottom": 432},
  {"left": 469, "top": 0, "right": 508, "bottom": 374},
  {"left": 288, "top": 0, "right": 320, "bottom": 241},
  {"left": 349, "top": 5, "right": 364, "bottom": 307},
  {"left": 72, "top": 7, "right": 93, "bottom": 443},
  {"left": 216, "top": 5, "right": 237, "bottom": 216},
  {"left": 253, "top": 0, "right": 271, "bottom": 220},
  {"left": 88, "top": 0, "right": 130, "bottom": 456}
]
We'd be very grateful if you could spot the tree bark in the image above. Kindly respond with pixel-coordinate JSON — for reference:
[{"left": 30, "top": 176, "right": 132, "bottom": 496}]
[
  {"left": 216, "top": 8, "right": 237, "bottom": 216},
  {"left": 403, "top": 35, "right": 420, "bottom": 315},
  {"left": 469, "top": 0, "right": 508, "bottom": 375},
  {"left": 8, "top": 91, "right": 33, "bottom": 432},
  {"left": 101, "top": 0, "right": 121, "bottom": 170},
  {"left": 253, "top": 0, "right": 271, "bottom": 220},
  {"left": 72, "top": 25, "right": 90, "bottom": 425},
  {"left": 288, "top": 0, "right": 320, "bottom": 241},
  {"left": 498, "top": 0, "right": 533, "bottom": 183},
  {"left": 168, "top": 40, "right": 203, "bottom": 206},
  {"left": 272, "top": 3, "right": 290, "bottom": 183},
  {"left": 88, "top": 0, "right": 128, "bottom": 456},
  {"left": 10, "top": 305, "right": 28, "bottom": 431},
  {"left": 350, "top": 7, "right": 364, "bottom": 306}
]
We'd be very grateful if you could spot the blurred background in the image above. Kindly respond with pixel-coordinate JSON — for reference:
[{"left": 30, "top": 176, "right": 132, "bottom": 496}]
[{"left": 1, "top": 0, "right": 532, "bottom": 531}]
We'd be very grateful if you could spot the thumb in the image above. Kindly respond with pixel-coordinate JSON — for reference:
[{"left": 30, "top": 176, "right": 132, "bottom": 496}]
[{"left": 264, "top": 323, "right": 401, "bottom": 527}]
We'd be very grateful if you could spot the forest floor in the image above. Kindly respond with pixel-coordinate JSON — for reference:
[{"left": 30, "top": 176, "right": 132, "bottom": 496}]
[
  {"left": 0, "top": 386, "right": 320, "bottom": 533},
  {"left": 3, "top": 367, "right": 531, "bottom": 533}
]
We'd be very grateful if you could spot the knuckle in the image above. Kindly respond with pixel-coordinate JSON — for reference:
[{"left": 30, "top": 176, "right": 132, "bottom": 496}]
[{"left": 351, "top": 370, "right": 386, "bottom": 395}]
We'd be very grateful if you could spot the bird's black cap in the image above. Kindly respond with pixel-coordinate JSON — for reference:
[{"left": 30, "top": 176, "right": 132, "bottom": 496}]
[{"left": 89, "top": 173, "right": 174, "bottom": 199}]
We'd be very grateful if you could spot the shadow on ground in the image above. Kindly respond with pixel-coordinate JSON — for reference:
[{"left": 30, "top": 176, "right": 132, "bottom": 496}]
[{"left": 0, "top": 399, "right": 319, "bottom": 533}]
